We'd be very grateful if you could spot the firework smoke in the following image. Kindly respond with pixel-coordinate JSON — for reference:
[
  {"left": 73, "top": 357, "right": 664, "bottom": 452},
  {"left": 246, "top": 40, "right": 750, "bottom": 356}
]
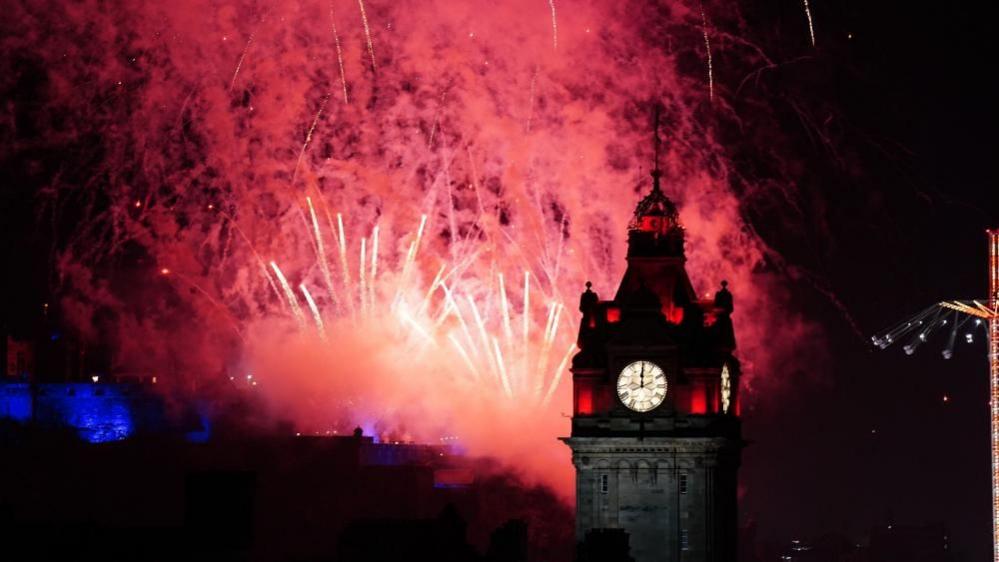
[{"left": 2, "top": 0, "right": 821, "bottom": 495}]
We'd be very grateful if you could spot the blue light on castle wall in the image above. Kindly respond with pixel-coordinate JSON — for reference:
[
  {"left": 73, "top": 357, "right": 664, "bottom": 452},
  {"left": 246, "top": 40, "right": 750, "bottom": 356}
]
[
  {"left": 58, "top": 389, "right": 135, "bottom": 443},
  {"left": 0, "top": 383, "right": 138, "bottom": 443},
  {"left": 0, "top": 384, "right": 32, "bottom": 421}
]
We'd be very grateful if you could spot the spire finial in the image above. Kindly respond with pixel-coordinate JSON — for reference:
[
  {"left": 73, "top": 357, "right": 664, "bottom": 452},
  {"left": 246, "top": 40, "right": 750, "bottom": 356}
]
[{"left": 651, "top": 103, "right": 663, "bottom": 193}]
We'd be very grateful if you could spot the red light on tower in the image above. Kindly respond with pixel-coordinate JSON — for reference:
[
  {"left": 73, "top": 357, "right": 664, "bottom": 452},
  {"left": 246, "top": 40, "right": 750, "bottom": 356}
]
[
  {"left": 690, "top": 384, "right": 707, "bottom": 414},
  {"left": 577, "top": 386, "right": 593, "bottom": 415},
  {"left": 665, "top": 305, "right": 684, "bottom": 324},
  {"left": 606, "top": 307, "right": 621, "bottom": 323}
]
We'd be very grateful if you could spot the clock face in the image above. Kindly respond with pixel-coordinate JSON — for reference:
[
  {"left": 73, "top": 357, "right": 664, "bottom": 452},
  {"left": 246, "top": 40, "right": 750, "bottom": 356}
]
[{"left": 616, "top": 360, "right": 667, "bottom": 412}]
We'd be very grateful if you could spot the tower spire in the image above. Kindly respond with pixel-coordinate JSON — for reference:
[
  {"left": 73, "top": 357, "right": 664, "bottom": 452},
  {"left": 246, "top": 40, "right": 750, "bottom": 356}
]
[{"left": 651, "top": 103, "right": 663, "bottom": 194}]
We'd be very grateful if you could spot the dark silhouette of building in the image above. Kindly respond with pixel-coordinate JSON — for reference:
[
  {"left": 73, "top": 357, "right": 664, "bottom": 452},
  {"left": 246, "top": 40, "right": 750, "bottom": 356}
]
[
  {"left": 0, "top": 415, "right": 573, "bottom": 561},
  {"left": 563, "top": 164, "right": 742, "bottom": 562},
  {"left": 487, "top": 519, "right": 528, "bottom": 562},
  {"left": 577, "top": 528, "right": 636, "bottom": 562},
  {"left": 337, "top": 504, "right": 480, "bottom": 562}
]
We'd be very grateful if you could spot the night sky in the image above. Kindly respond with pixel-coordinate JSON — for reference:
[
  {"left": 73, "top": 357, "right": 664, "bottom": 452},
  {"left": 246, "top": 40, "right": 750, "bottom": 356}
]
[
  {"left": 2, "top": 0, "right": 998, "bottom": 559},
  {"left": 737, "top": 1, "right": 999, "bottom": 559}
]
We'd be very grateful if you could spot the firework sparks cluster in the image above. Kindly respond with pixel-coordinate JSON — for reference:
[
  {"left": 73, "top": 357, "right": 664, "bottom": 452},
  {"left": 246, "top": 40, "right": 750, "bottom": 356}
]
[{"left": 2, "top": 0, "right": 823, "bottom": 492}]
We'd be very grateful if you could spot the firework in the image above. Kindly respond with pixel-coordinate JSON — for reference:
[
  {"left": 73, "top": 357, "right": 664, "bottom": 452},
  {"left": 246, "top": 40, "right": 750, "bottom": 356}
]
[
  {"left": 802, "top": 0, "right": 816, "bottom": 47},
  {"left": 329, "top": 4, "right": 350, "bottom": 103},
  {"left": 269, "top": 212, "right": 574, "bottom": 408},
  {"left": 14, "top": 0, "right": 824, "bottom": 493},
  {"left": 700, "top": 2, "right": 714, "bottom": 101},
  {"left": 357, "top": 0, "right": 377, "bottom": 74}
]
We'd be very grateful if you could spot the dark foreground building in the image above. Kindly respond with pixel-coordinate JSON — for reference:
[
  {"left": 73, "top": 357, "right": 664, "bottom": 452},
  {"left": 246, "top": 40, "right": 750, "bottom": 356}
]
[
  {"left": 0, "top": 413, "right": 572, "bottom": 561},
  {"left": 563, "top": 167, "right": 743, "bottom": 562}
]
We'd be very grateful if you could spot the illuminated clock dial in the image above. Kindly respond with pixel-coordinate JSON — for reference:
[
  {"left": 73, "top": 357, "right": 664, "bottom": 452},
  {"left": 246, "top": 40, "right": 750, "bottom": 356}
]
[{"left": 616, "top": 360, "right": 667, "bottom": 412}]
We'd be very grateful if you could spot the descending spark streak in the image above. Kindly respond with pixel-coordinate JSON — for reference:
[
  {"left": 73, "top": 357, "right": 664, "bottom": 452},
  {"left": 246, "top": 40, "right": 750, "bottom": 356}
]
[
  {"left": 410, "top": 215, "right": 428, "bottom": 267},
  {"left": 492, "top": 337, "right": 514, "bottom": 397},
  {"left": 299, "top": 284, "right": 327, "bottom": 339},
  {"left": 543, "top": 301, "right": 557, "bottom": 343},
  {"left": 357, "top": 0, "right": 377, "bottom": 74},
  {"left": 370, "top": 225, "right": 379, "bottom": 280},
  {"left": 229, "top": 34, "right": 253, "bottom": 91},
  {"left": 336, "top": 213, "right": 352, "bottom": 313},
  {"left": 448, "top": 334, "right": 481, "bottom": 380},
  {"left": 306, "top": 197, "right": 340, "bottom": 309},
  {"left": 370, "top": 225, "right": 379, "bottom": 310},
  {"left": 328, "top": 4, "right": 349, "bottom": 103},
  {"left": 548, "top": 303, "right": 563, "bottom": 343},
  {"left": 547, "top": 0, "right": 558, "bottom": 50},
  {"left": 216, "top": 209, "right": 282, "bottom": 301},
  {"left": 499, "top": 273, "right": 513, "bottom": 340},
  {"left": 418, "top": 265, "right": 447, "bottom": 317},
  {"left": 270, "top": 261, "right": 306, "bottom": 327},
  {"left": 359, "top": 237, "right": 367, "bottom": 314},
  {"left": 699, "top": 2, "right": 714, "bottom": 101},
  {"left": 468, "top": 295, "right": 496, "bottom": 377},
  {"left": 433, "top": 294, "right": 455, "bottom": 328},
  {"left": 393, "top": 215, "right": 428, "bottom": 310},
  {"left": 526, "top": 66, "right": 539, "bottom": 132},
  {"left": 166, "top": 271, "right": 246, "bottom": 343},
  {"left": 542, "top": 343, "right": 576, "bottom": 406},
  {"left": 401, "top": 214, "right": 428, "bottom": 283},
  {"left": 536, "top": 302, "right": 562, "bottom": 393},
  {"left": 398, "top": 306, "right": 433, "bottom": 344},
  {"left": 802, "top": 0, "right": 816, "bottom": 47},
  {"left": 441, "top": 283, "right": 477, "bottom": 355},
  {"left": 293, "top": 95, "right": 329, "bottom": 185},
  {"left": 522, "top": 271, "right": 531, "bottom": 345}
]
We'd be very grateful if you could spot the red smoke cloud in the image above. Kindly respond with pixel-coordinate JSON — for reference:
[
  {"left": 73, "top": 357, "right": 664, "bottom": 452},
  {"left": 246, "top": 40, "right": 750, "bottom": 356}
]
[{"left": 2, "top": 0, "right": 820, "bottom": 496}]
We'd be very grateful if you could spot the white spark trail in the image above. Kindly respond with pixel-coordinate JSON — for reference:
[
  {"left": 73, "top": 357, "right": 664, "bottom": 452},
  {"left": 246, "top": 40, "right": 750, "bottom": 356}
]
[
  {"left": 802, "top": 0, "right": 816, "bottom": 47},
  {"left": 449, "top": 334, "right": 482, "bottom": 381},
  {"left": 545, "top": 303, "right": 563, "bottom": 345},
  {"left": 357, "top": 0, "right": 377, "bottom": 74},
  {"left": 370, "top": 225, "right": 379, "bottom": 309},
  {"left": 328, "top": 4, "right": 350, "bottom": 103},
  {"left": 359, "top": 237, "right": 368, "bottom": 315},
  {"left": 398, "top": 305, "right": 434, "bottom": 344},
  {"left": 229, "top": 34, "right": 253, "bottom": 91},
  {"left": 417, "top": 264, "right": 447, "bottom": 317},
  {"left": 336, "top": 213, "right": 353, "bottom": 315},
  {"left": 492, "top": 336, "right": 514, "bottom": 398},
  {"left": 217, "top": 209, "right": 282, "bottom": 301},
  {"left": 468, "top": 295, "right": 497, "bottom": 378},
  {"left": 299, "top": 284, "right": 327, "bottom": 339},
  {"left": 522, "top": 271, "right": 531, "bottom": 345},
  {"left": 542, "top": 343, "right": 576, "bottom": 406},
  {"left": 292, "top": 95, "right": 329, "bottom": 185},
  {"left": 306, "top": 197, "right": 341, "bottom": 310},
  {"left": 547, "top": 0, "right": 558, "bottom": 50},
  {"left": 270, "top": 261, "right": 306, "bottom": 327},
  {"left": 441, "top": 283, "right": 477, "bottom": 356},
  {"left": 499, "top": 273, "right": 514, "bottom": 340},
  {"left": 699, "top": 2, "right": 715, "bottom": 101}
]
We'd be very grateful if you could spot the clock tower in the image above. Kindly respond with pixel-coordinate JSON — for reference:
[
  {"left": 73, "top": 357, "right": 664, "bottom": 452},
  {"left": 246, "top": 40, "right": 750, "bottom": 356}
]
[{"left": 562, "top": 168, "right": 742, "bottom": 562}]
